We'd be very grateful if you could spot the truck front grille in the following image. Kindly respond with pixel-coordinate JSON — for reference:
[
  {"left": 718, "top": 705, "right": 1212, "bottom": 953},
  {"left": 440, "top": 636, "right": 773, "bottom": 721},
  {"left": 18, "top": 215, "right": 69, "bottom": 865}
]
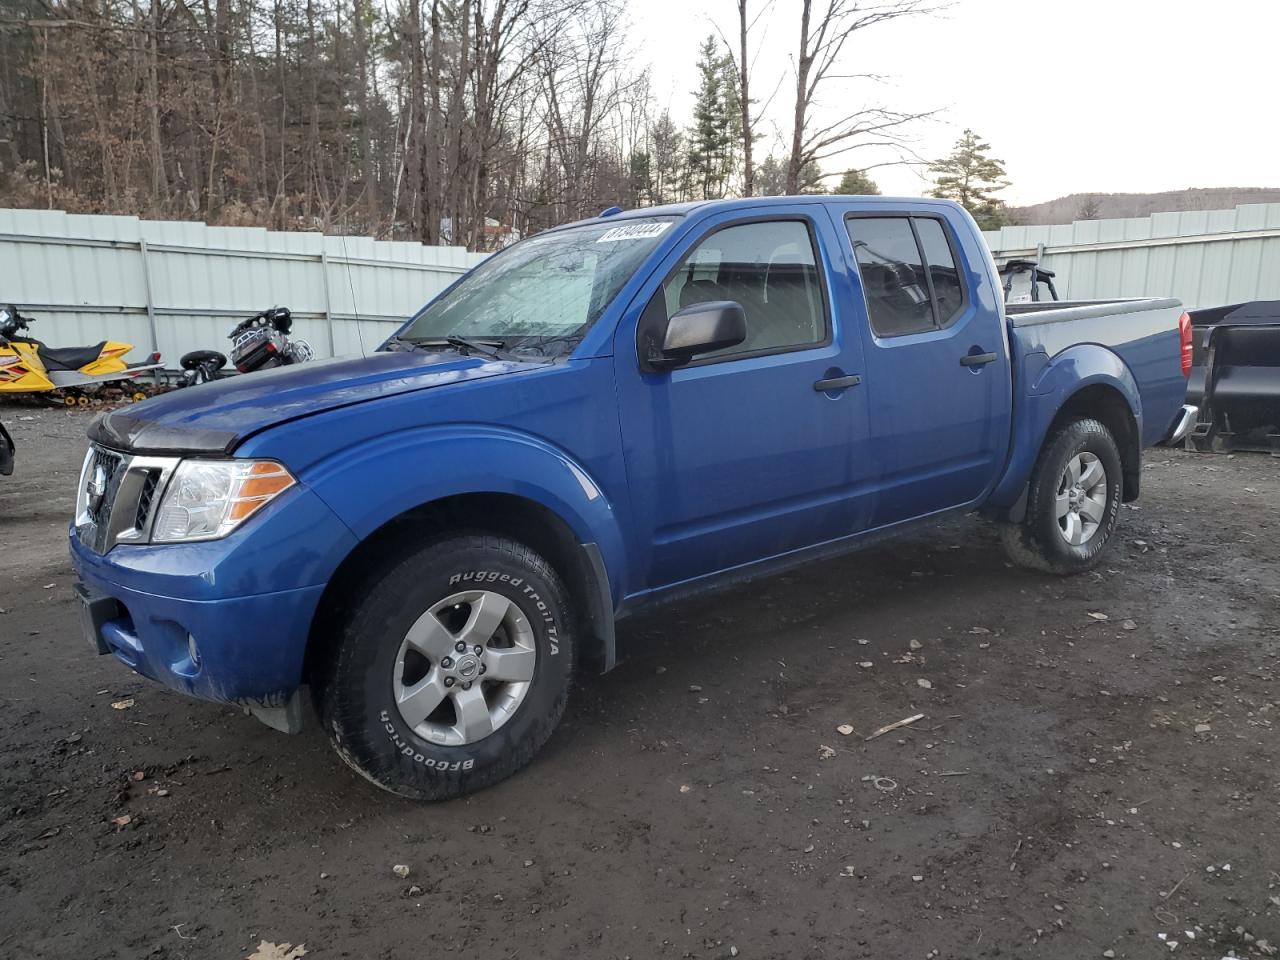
[
  {"left": 134, "top": 468, "right": 162, "bottom": 530},
  {"left": 74, "top": 447, "right": 179, "bottom": 554},
  {"left": 86, "top": 447, "right": 124, "bottom": 529}
]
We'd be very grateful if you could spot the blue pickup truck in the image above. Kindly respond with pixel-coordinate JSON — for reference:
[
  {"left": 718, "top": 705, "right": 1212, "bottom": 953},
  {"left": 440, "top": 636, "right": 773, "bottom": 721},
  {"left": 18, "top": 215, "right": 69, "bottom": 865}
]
[{"left": 70, "top": 196, "right": 1196, "bottom": 799}]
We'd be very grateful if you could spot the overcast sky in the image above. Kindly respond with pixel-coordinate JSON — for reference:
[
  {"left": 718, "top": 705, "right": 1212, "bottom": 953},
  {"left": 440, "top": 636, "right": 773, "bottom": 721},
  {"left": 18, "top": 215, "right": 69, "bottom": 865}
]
[{"left": 628, "top": 0, "right": 1280, "bottom": 205}]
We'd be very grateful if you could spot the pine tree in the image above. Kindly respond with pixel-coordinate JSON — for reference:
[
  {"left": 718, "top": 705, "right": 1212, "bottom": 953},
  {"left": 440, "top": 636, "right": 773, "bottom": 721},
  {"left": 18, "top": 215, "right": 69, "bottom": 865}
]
[
  {"left": 685, "top": 36, "right": 737, "bottom": 199},
  {"left": 832, "top": 169, "right": 880, "bottom": 195},
  {"left": 648, "top": 111, "right": 685, "bottom": 204},
  {"left": 754, "top": 155, "right": 787, "bottom": 196},
  {"left": 793, "top": 160, "right": 825, "bottom": 195},
  {"left": 754, "top": 154, "right": 822, "bottom": 196},
  {"left": 628, "top": 150, "right": 653, "bottom": 207},
  {"left": 928, "top": 129, "right": 1010, "bottom": 229}
]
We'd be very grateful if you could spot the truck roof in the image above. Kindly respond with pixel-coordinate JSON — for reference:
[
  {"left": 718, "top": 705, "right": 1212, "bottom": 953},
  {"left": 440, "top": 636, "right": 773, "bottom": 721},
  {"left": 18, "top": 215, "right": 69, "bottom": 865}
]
[{"left": 558, "top": 194, "right": 965, "bottom": 231}]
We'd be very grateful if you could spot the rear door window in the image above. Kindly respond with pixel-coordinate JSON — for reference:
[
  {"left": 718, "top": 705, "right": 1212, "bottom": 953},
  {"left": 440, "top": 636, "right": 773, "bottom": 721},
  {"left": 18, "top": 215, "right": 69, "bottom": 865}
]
[{"left": 845, "top": 215, "right": 968, "bottom": 337}]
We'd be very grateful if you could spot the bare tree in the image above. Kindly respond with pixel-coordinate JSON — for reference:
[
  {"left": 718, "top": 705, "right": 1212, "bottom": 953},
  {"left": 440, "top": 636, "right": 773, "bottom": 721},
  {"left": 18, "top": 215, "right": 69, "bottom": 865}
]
[
  {"left": 785, "top": 0, "right": 937, "bottom": 194},
  {"left": 0, "top": 0, "right": 947, "bottom": 244},
  {"left": 1075, "top": 193, "right": 1102, "bottom": 220}
]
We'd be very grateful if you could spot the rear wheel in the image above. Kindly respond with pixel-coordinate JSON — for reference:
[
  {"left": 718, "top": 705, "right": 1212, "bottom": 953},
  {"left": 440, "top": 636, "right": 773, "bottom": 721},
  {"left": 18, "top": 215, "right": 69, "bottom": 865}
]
[
  {"left": 1000, "top": 418, "right": 1123, "bottom": 574},
  {"left": 314, "top": 533, "right": 574, "bottom": 800}
]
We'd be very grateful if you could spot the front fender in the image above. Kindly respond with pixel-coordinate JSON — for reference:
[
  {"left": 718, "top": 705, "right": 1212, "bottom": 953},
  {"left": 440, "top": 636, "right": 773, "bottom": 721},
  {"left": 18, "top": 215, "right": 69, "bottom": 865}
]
[
  {"left": 302, "top": 424, "right": 628, "bottom": 606},
  {"left": 987, "top": 344, "right": 1142, "bottom": 510}
]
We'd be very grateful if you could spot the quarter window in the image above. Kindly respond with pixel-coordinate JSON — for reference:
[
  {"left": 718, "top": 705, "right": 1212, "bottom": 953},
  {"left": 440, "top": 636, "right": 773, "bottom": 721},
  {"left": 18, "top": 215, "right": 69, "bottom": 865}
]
[
  {"left": 914, "top": 218, "right": 964, "bottom": 325},
  {"left": 845, "top": 216, "right": 968, "bottom": 337},
  {"left": 661, "top": 220, "right": 827, "bottom": 361}
]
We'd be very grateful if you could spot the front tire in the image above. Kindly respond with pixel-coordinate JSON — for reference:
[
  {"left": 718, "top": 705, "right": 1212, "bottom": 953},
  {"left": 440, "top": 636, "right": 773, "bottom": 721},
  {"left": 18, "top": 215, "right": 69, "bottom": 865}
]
[
  {"left": 314, "top": 534, "right": 574, "bottom": 800},
  {"left": 1000, "top": 418, "right": 1124, "bottom": 574}
]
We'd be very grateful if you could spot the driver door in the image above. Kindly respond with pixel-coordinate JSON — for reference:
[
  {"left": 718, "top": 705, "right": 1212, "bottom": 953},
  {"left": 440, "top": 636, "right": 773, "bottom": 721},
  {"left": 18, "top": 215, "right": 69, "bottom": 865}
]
[{"left": 613, "top": 209, "right": 872, "bottom": 592}]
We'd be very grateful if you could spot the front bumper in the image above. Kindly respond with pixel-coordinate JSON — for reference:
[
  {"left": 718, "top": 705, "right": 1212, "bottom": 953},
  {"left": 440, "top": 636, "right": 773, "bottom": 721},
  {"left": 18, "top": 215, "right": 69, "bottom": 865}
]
[{"left": 68, "top": 483, "right": 358, "bottom": 709}]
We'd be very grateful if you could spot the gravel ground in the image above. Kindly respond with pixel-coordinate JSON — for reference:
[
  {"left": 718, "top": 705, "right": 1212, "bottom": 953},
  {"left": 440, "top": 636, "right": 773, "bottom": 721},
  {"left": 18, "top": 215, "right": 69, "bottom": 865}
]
[{"left": 1, "top": 402, "right": 1278, "bottom": 960}]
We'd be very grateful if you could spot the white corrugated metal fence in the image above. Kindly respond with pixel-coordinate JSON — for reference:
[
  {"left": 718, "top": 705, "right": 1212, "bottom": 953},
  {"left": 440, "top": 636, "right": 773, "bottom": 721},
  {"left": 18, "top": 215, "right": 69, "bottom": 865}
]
[
  {"left": 0, "top": 208, "right": 489, "bottom": 365},
  {"left": 7, "top": 203, "right": 1279, "bottom": 369},
  {"left": 983, "top": 203, "right": 1280, "bottom": 310}
]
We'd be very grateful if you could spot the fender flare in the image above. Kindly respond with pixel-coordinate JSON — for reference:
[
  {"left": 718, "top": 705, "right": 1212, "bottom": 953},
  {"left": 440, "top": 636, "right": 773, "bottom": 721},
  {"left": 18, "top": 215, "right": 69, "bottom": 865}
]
[
  {"left": 303, "top": 424, "right": 627, "bottom": 666},
  {"left": 987, "top": 345, "right": 1142, "bottom": 518}
]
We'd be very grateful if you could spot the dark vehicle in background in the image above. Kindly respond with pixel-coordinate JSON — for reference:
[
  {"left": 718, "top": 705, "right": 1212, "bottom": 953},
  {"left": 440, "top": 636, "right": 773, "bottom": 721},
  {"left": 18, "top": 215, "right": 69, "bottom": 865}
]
[
  {"left": 1184, "top": 300, "right": 1280, "bottom": 453},
  {"left": 0, "top": 419, "right": 13, "bottom": 475},
  {"left": 70, "top": 196, "right": 1195, "bottom": 801}
]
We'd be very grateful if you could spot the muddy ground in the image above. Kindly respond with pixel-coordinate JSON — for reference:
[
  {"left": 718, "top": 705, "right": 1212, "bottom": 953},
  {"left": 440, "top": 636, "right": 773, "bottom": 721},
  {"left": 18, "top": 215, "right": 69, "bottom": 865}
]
[{"left": 1, "top": 402, "right": 1277, "bottom": 960}]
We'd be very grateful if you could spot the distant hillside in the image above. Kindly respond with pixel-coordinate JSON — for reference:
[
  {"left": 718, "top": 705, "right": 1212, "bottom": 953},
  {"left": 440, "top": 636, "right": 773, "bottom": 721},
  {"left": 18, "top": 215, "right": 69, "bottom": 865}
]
[{"left": 1009, "top": 187, "right": 1280, "bottom": 226}]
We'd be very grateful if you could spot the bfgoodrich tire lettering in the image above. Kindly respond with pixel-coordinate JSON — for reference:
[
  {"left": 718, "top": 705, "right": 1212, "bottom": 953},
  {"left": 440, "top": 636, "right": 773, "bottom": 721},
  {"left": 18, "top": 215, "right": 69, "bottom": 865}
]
[
  {"left": 314, "top": 534, "right": 574, "bottom": 800},
  {"left": 1000, "top": 418, "right": 1124, "bottom": 575}
]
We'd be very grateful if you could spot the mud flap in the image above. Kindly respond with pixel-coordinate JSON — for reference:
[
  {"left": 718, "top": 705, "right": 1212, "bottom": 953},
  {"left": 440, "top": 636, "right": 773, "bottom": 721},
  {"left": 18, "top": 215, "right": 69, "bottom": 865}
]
[
  {"left": 581, "top": 543, "right": 617, "bottom": 673},
  {"left": 246, "top": 690, "right": 304, "bottom": 734}
]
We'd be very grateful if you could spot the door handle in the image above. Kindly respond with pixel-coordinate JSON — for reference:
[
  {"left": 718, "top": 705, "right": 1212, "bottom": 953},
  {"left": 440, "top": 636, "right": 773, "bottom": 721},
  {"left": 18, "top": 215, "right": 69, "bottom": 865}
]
[
  {"left": 960, "top": 351, "right": 998, "bottom": 367},
  {"left": 813, "top": 374, "right": 862, "bottom": 392}
]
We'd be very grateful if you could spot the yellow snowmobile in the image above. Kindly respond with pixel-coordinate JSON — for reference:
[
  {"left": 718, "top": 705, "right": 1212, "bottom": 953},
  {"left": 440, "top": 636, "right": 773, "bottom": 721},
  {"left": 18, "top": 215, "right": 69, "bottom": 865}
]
[{"left": 0, "top": 304, "right": 162, "bottom": 406}]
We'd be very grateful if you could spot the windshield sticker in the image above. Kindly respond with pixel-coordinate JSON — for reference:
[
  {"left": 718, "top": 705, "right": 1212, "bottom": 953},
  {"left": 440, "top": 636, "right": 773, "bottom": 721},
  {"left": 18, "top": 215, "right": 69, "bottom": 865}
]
[{"left": 596, "top": 222, "right": 671, "bottom": 243}]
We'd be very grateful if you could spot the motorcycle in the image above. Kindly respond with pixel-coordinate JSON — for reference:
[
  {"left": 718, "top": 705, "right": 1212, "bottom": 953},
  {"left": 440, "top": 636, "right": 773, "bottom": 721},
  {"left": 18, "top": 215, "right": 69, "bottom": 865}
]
[
  {"left": 0, "top": 304, "right": 163, "bottom": 406},
  {"left": 177, "top": 306, "right": 312, "bottom": 386},
  {"left": 177, "top": 348, "right": 230, "bottom": 387}
]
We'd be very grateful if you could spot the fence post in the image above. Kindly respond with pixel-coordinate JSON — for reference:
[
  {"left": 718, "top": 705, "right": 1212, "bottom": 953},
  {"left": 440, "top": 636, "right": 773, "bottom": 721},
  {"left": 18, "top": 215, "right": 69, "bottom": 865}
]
[
  {"left": 137, "top": 236, "right": 162, "bottom": 382},
  {"left": 320, "top": 249, "right": 336, "bottom": 358}
]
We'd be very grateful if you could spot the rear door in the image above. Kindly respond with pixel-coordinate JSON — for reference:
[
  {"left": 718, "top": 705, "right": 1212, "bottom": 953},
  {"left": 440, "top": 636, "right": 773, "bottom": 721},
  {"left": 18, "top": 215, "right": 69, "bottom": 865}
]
[
  {"left": 613, "top": 207, "right": 873, "bottom": 590},
  {"left": 840, "top": 210, "right": 1012, "bottom": 528}
]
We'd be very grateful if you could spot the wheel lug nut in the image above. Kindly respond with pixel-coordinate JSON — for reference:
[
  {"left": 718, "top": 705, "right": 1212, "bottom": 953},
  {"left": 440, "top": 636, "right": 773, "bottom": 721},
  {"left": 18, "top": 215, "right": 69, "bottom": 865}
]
[
  {"left": 473, "top": 645, "right": 483, "bottom": 656},
  {"left": 479, "top": 664, "right": 487, "bottom": 675},
  {"left": 444, "top": 676, "right": 455, "bottom": 687},
  {"left": 440, "top": 657, "right": 453, "bottom": 669},
  {"left": 455, "top": 641, "right": 466, "bottom": 653},
  {"left": 461, "top": 681, "right": 472, "bottom": 690}
]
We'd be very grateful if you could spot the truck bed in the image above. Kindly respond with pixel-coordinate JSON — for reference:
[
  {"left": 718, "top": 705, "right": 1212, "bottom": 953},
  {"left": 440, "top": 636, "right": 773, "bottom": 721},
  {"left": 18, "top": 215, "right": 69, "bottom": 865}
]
[
  {"left": 1006, "top": 297, "right": 1182, "bottom": 325},
  {"left": 1005, "top": 297, "right": 1187, "bottom": 449}
]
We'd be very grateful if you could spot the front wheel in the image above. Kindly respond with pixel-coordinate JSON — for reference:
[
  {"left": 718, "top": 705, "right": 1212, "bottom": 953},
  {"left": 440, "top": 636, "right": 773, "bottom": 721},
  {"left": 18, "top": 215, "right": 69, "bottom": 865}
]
[
  {"left": 999, "top": 417, "right": 1124, "bottom": 574},
  {"left": 314, "top": 534, "right": 574, "bottom": 800}
]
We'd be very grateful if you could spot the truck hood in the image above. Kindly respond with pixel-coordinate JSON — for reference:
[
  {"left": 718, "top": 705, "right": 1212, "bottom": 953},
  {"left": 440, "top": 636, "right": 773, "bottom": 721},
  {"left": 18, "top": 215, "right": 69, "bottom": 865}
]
[{"left": 89, "top": 350, "right": 532, "bottom": 455}]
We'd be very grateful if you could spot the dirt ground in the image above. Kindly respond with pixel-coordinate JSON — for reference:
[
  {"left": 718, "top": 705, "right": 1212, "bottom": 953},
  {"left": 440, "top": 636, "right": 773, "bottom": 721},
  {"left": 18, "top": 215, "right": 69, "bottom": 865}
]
[{"left": 1, "top": 402, "right": 1277, "bottom": 960}]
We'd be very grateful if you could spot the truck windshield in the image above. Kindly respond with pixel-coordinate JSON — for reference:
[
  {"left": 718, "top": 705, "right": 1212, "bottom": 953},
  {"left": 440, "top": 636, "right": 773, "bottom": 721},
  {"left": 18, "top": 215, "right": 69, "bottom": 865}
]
[{"left": 397, "top": 217, "right": 677, "bottom": 354}]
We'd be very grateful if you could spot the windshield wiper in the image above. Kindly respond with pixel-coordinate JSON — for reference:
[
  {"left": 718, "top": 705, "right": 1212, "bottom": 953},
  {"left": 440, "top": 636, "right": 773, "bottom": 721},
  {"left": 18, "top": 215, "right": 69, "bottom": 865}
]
[
  {"left": 445, "top": 335, "right": 505, "bottom": 359},
  {"left": 391, "top": 334, "right": 509, "bottom": 359},
  {"left": 384, "top": 334, "right": 421, "bottom": 351}
]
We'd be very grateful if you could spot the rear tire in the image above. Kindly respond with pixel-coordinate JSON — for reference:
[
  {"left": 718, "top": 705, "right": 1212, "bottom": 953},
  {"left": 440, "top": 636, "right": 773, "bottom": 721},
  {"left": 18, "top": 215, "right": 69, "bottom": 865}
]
[
  {"left": 313, "top": 533, "right": 574, "bottom": 800},
  {"left": 999, "top": 418, "right": 1124, "bottom": 574}
]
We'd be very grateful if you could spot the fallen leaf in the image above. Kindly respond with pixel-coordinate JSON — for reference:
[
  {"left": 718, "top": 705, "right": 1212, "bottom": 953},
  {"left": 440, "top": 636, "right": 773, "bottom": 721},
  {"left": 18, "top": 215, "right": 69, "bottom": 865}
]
[
  {"left": 917, "top": 678, "right": 933, "bottom": 689},
  {"left": 1087, "top": 612, "right": 1109, "bottom": 621},
  {"left": 42, "top": 583, "right": 56, "bottom": 589},
  {"left": 247, "top": 942, "right": 308, "bottom": 960},
  {"left": 818, "top": 744, "right": 836, "bottom": 760},
  {"left": 111, "top": 814, "right": 132, "bottom": 828},
  {"left": 130, "top": 770, "right": 145, "bottom": 782},
  {"left": 679, "top": 784, "right": 691, "bottom": 794},
  {"left": 836, "top": 724, "right": 854, "bottom": 736},
  {"left": 111, "top": 699, "right": 135, "bottom": 711}
]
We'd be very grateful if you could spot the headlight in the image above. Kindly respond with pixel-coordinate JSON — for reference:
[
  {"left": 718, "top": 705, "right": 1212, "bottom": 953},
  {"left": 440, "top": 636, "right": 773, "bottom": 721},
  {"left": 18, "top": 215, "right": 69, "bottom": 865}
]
[{"left": 152, "top": 460, "right": 295, "bottom": 543}]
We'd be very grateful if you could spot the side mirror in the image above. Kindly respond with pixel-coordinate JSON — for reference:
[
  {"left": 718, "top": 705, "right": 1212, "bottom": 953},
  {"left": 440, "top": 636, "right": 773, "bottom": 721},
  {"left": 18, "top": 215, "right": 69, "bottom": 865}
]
[{"left": 649, "top": 300, "right": 746, "bottom": 369}]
